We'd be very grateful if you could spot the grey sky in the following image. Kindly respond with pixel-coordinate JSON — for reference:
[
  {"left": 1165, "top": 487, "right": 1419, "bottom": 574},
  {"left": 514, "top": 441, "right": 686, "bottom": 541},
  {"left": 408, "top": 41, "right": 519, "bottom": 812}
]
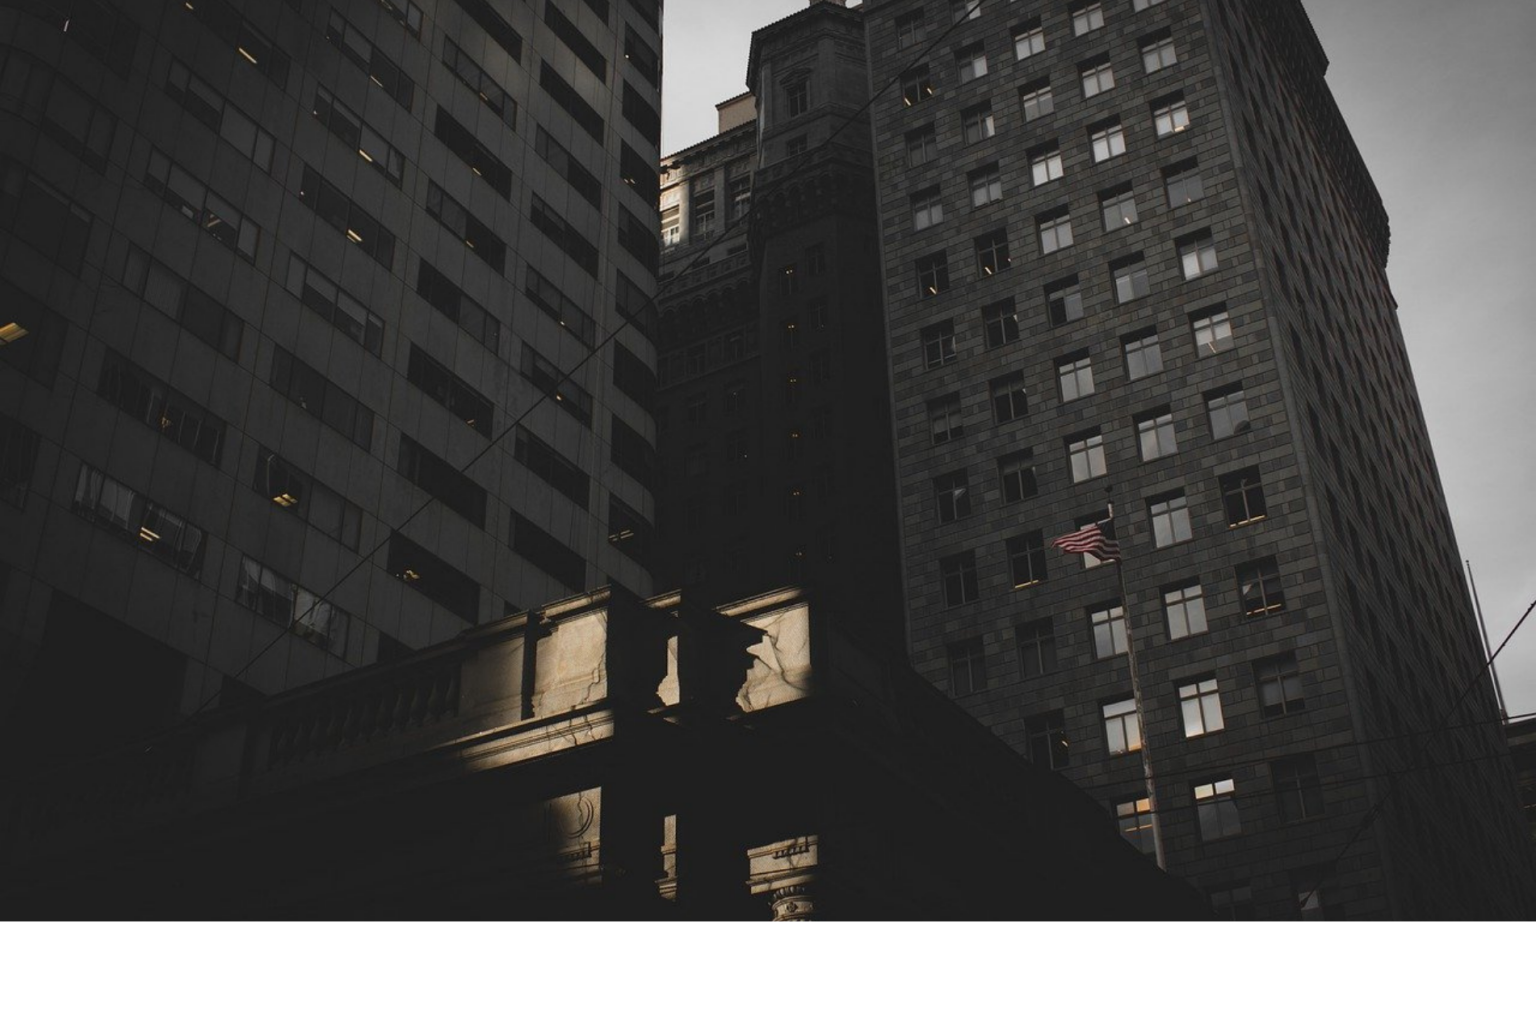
[{"left": 660, "top": 0, "right": 1536, "bottom": 717}]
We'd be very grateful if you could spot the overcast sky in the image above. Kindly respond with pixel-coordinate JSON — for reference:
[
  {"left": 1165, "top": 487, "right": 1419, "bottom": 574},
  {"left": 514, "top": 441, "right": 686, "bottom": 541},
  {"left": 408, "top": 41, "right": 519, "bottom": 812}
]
[{"left": 660, "top": 0, "right": 1536, "bottom": 718}]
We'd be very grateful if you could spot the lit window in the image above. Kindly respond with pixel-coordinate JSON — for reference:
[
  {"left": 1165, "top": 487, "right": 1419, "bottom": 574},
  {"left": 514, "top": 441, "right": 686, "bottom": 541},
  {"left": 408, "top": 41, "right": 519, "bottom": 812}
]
[
  {"left": 911, "top": 187, "right": 944, "bottom": 230},
  {"left": 1149, "top": 491, "right": 1191, "bottom": 548},
  {"left": 1117, "top": 797, "right": 1156, "bottom": 855},
  {"left": 917, "top": 252, "right": 950, "bottom": 296},
  {"left": 1025, "top": 710, "right": 1069, "bottom": 769},
  {"left": 1166, "top": 163, "right": 1205, "bottom": 206},
  {"left": 1090, "top": 122, "right": 1126, "bottom": 162},
  {"left": 975, "top": 228, "right": 1011, "bottom": 275},
  {"left": 948, "top": 638, "right": 987, "bottom": 696},
  {"left": 1137, "top": 409, "right": 1177, "bottom": 461},
  {"left": 957, "top": 43, "right": 988, "bottom": 83},
  {"left": 1081, "top": 59, "right": 1116, "bottom": 98},
  {"left": 1102, "top": 697, "right": 1142, "bottom": 755},
  {"left": 1153, "top": 95, "right": 1190, "bottom": 136},
  {"left": 1038, "top": 211, "right": 1074, "bottom": 253},
  {"left": 1101, "top": 188, "right": 1138, "bottom": 230},
  {"left": 1257, "top": 654, "right": 1304, "bottom": 716},
  {"left": 1180, "top": 234, "right": 1219, "bottom": 278},
  {"left": 999, "top": 452, "right": 1037, "bottom": 504},
  {"left": 1207, "top": 386, "right": 1250, "bottom": 439},
  {"left": 1192, "top": 308, "right": 1234, "bottom": 355},
  {"left": 941, "top": 551, "right": 979, "bottom": 606},
  {"left": 1072, "top": 2, "right": 1105, "bottom": 36},
  {"left": 922, "top": 319, "right": 958, "bottom": 369},
  {"left": 1031, "top": 146, "right": 1065, "bottom": 186},
  {"left": 991, "top": 371, "right": 1028, "bottom": 423},
  {"left": 969, "top": 163, "right": 1003, "bottom": 206},
  {"left": 1141, "top": 33, "right": 1178, "bottom": 73},
  {"left": 1013, "top": 20, "right": 1045, "bottom": 59},
  {"left": 1273, "top": 754, "right": 1324, "bottom": 822},
  {"left": 902, "top": 65, "right": 934, "bottom": 106},
  {"left": 1194, "top": 777, "right": 1241, "bottom": 840},
  {"left": 961, "top": 102, "right": 995, "bottom": 143},
  {"left": 929, "top": 393, "right": 965, "bottom": 444},
  {"left": 1237, "top": 557, "right": 1285, "bottom": 617},
  {"left": 1008, "top": 531, "right": 1048, "bottom": 589},
  {"left": 1163, "top": 581, "right": 1208, "bottom": 640},
  {"left": 1090, "top": 604, "right": 1127, "bottom": 659},
  {"left": 1058, "top": 354, "right": 1094, "bottom": 401},
  {"left": 1113, "top": 258, "right": 1149, "bottom": 303},
  {"left": 1123, "top": 330, "right": 1163, "bottom": 379},
  {"left": 1020, "top": 81, "right": 1054, "bottom": 120},
  {"left": 1178, "top": 678, "right": 1225, "bottom": 738},
  {"left": 934, "top": 470, "right": 972, "bottom": 523}
]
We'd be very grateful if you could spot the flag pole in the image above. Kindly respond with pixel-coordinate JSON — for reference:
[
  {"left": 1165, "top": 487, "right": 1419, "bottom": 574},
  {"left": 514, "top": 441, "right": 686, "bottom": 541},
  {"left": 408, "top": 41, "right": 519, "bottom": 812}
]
[{"left": 1107, "top": 494, "right": 1168, "bottom": 871}]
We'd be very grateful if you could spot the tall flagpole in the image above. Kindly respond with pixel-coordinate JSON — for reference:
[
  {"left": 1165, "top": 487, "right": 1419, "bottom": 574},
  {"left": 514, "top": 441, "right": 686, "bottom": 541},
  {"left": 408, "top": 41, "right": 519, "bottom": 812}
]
[{"left": 1107, "top": 495, "right": 1167, "bottom": 871}]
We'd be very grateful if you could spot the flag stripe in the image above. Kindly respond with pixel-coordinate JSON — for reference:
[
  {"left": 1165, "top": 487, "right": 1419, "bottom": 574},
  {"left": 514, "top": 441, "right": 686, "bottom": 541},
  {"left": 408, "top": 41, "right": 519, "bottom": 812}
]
[{"left": 1051, "top": 522, "right": 1122, "bottom": 560}]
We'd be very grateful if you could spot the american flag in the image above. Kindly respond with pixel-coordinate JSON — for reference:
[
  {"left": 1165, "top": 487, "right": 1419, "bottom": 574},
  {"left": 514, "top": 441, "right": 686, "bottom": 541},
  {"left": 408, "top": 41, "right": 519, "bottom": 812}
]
[{"left": 1052, "top": 521, "right": 1122, "bottom": 562}]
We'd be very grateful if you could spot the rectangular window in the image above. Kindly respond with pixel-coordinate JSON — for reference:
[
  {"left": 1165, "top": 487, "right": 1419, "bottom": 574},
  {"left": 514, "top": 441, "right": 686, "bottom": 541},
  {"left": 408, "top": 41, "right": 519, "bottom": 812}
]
[
  {"left": 1209, "top": 884, "right": 1255, "bottom": 921},
  {"left": 922, "top": 320, "right": 957, "bottom": 369},
  {"left": 1149, "top": 491, "right": 1192, "bottom": 549},
  {"left": 1072, "top": 2, "right": 1105, "bottom": 35},
  {"left": 969, "top": 163, "right": 1003, "bottom": 207},
  {"left": 144, "top": 149, "right": 259, "bottom": 259},
  {"left": 940, "top": 551, "right": 979, "bottom": 607},
  {"left": 387, "top": 532, "right": 481, "bottom": 622},
  {"left": 1101, "top": 187, "right": 1139, "bottom": 231},
  {"left": 1163, "top": 581, "right": 1208, "bottom": 639},
  {"left": 1103, "top": 697, "right": 1142, "bottom": 756},
  {"left": 284, "top": 255, "right": 381, "bottom": 355},
  {"left": 166, "top": 60, "right": 272, "bottom": 170},
  {"left": 1141, "top": 33, "right": 1178, "bottom": 73},
  {"left": 906, "top": 125, "right": 937, "bottom": 165},
  {"left": 1090, "top": 603, "right": 1127, "bottom": 659},
  {"left": 0, "top": 414, "right": 39, "bottom": 509},
  {"left": 1221, "top": 467, "right": 1268, "bottom": 527},
  {"left": 72, "top": 462, "right": 208, "bottom": 576},
  {"left": 124, "top": 245, "right": 244, "bottom": 360},
  {"left": 1178, "top": 678, "right": 1225, "bottom": 738},
  {"left": 610, "top": 415, "right": 656, "bottom": 487},
  {"left": 1030, "top": 144, "right": 1064, "bottom": 186},
  {"left": 453, "top": 0, "right": 524, "bottom": 62},
  {"left": 1038, "top": 210, "right": 1073, "bottom": 253},
  {"left": 982, "top": 299, "right": 1019, "bottom": 347},
  {"left": 1020, "top": 81, "right": 1054, "bottom": 121},
  {"left": 1117, "top": 797, "right": 1156, "bottom": 855},
  {"left": 325, "top": 10, "right": 412, "bottom": 108},
  {"left": 1046, "top": 279, "right": 1085, "bottom": 326},
  {"left": 236, "top": 555, "right": 348, "bottom": 655},
  {"left": 917, "top": 252, "right": 950, "bottom": 296},
  {"left": 691, "top": 177, "right": 717, "bottom": 237},
  {"left": 956, "top": 43, "right": 988, "bottom": 84},
  {"left": 620, "top": 142, "right": 658, "bottom": 204},
  {"left": 312, "top": 85, "right": 405, "bottom": 185},
  {"left": 188, "top": 0, "right": 291, "bottom": 86},
  {"left": 514, "top": 426, "right": 590, "bottom": 509},
  {"left": 1136, "top": 408, "right": 1177, "bottom": 461},
  {"left": 526, "top": 267, "right": 596, "bottom": 347},
  {"left": 991, "top": 372, "right": 1028, "bottom": 423},
  {"left": 398, "top": 435, "right": 487, "bottom": 529},
  {"left": 934, "top": 470, "right": 972, "bottom": 524},
  {"left": 1025, "top": 711, "right": 1069, "bottom": 770},
  {"left": 1081, "top": 59, "right": 1115, "bottom": 98},
  {"left": 1194, "top": 777, "right": 1241, "bottom": 840},
  {"left": 1238, "top": 557, "right": 1285, "bottom": 617},
  {"left": 1165, "top": 162, "right": 1206, "bottom": 206},
  {"left": 408, "top": 345, "right": 493, "bottom": 437},
  {"left": 545, "top": 2, "right": 607, "bottom": 78},
  {"left": 1259, "top": 654, "right": 1308, "bottom": 718},
  {"left": 930, "top": 394, "right": 964, "bottom": 444},
  {"left": 1192, "top": 306, "right": 1234, "bottom": 355},
  {"left": 1180, "top": 233, "right": 1219, "bottom": 279},
  {"left": 621, "top": 82, "right": 660, "bottom": 146},
  {"left": 299, "top": 164, "right": 395, "bottom": 268},
  {"left": 911, "top": 187, "right": 944, "bottom": 230},
  {"left": 252, "top": 448, "right": 361, "bottom": 550},
  {"left": 609, "top": 495, "right": 653, "bottom": 569},
  {"left": 426, "top": 181, "right": 507, "bottom": 273},
  {"left": 97, "top": 353, "right": 225, "bottom": 467},
  {"left": 433, "top": 107, "right": 512, "bottom": 197},
  {"left": 0, "top": 158, "right": 92, "bottom": 273},
  {"left": 1058, "top": 354, "right": 1094, "bottom": 401},
  {"left": 901, "top": 65, "right": 934, "bottom": 106},
  {"left": 897, "top": 11, "right": 926, "bottom": 48},
  {"left": 951, "top": 0, "right": 981, "bottom": 22},
  {"left": 1113, "top": 257, "right": 1150, "bottom": 304},
  {"left": 418, "top": 260, "right": 500, "bottom": 351},
  {"left": 443, "top": 36, "right": 517, "bottom": 127},
  {"left": 529, "top": 194, "right": 598, "bottom": 275},
  {"left": 999, "top": 451, "right": 1037, "bottom": 504},
  {"left": 1207, "top": 386, "right": 1250, "bottom": 439},
  {"left": 961, "top": 102, "right": 995, "bottom": 143},
  {"left": 1068, "top": 432, "right": 1107, "bottom": 483},
  {"left": 1153, "top": 95, "right": 1191, "bottom": 137},
  {"left": 1273, "top": 754, "right": 1324, "bottom": 822},
  {"left": 1090, "top": 121, "right": 1126, "bottom": 162},
  {"left": 1013, "top": 20, "right": 1045, "bottom": 59},
  {"left": 535, "top": 128, "right": 600, "bottom": 210},
  {"left": 948, "top": 638, "right": 987, "bottom": 697},
  {"left": 1008, "top": 531, "right": 1047, "bottom": 589},
  {"left": 268, "top": 347, "right": 375, "bottom": 451},
  {"left": 975, "top": 228, "right": 1011, "bottom": 275}
]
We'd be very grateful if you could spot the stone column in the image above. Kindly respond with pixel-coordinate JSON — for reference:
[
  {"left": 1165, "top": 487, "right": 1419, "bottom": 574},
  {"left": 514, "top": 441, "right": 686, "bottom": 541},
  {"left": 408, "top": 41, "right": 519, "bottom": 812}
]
[{"left": 747, "top": 835, "right": 819, "bottom": 922}]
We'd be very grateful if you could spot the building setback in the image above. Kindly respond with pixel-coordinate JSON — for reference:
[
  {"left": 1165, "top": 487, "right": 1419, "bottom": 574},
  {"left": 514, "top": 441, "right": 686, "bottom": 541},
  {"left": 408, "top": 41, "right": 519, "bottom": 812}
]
[{"left": 0, "top": 1, "right": 662, "bottom": 759}]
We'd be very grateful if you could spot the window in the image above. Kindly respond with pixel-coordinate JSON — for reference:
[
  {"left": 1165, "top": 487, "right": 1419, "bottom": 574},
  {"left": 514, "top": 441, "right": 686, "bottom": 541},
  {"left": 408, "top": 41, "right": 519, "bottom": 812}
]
[
  {"left": 1209, "top": 884, "right": 1255, "bottom": 921},
  {"left": 514, "top": 427, "right": 589, "bottom": 509},
  {"left": 923, "top": 320, "right": 958, "bottom": 369},
  {"left": 1221, "top": 467, "right": 1268, "bottom": 527},
  {"left": 1101, "top": 188, "right": 1139, "bottom": 231},
  {"left": 1180, "top": 234, "right": 1219, "bottom": 278},
  {"left": 969, "top": 163, "right": 1002, "bottom": 206},
  {"left": 902, "top": 65, "right": 934, "bottom": 106},
  {"left": 1117, "top": 797, "right": 1156, "bottom": 855},
  {"left": 912, "top": 187, "right": 944, "bottom": 230},
  {"left": 97, "top": 353, "right": 226, "bottom": 467},
  {"left": 692, "top": 178, "right": 716, "bottom": 237},
  {"left": 785, "top": 79, "right": 809, "bottom": 117},
  {"left": 1090, "top": 604, "right": 1127, "bottom": 659},
  {"left": 299, "top": 164, "right": 395, "bottom": 268},
  {"left": 520, "top": 346, "right": 591, "bottom": 427},
  {"left": 426, "top": 182, "right": 506, "bottom": 273},
  {"left": 1134, "top": 0, "right": 1168, "bottom": 9},
  {"left": 1038, "top": 210, "right": 1074, "bottom": 254},
  {"left": 1025, "top": 711, "right": 1069, "bottom": 770},
  {"left": 961, "top": 102, "right": 995, "bottom": 143},
  {"left": 1030, "top": 145, "right": 1064, "bottom": 186},
  {"left": 1163, "top": 581, "right": 1208, "bottom": 640},
  {"left": 1141, "top": 33, "right": 1177, "bottom": 73},
  {"left": 1165, "top": 163, "right": 1206, "bottom": 206},
  {"left": 1113, "top": 258, "right": 1150, "bottom": 304},
  {"left": 1122, "top": 331, "right": 1163, "bottom": 381},
  {"left": 897, "top": 11, "right": 927, "bottom": 48},
  {"left": 1014, "top": 20, "right": 1045, "bottom": 59},
  {"left": 906, "top": 125, "right": 937, "bottom": 165},
  {"left": 1149, "top": 492, "right": 1192, "bottom": 548},
  {"left": 1081, "top": 59, "right": 1115, "bottom": 98},
  {"left": 991, "top": 372, "right": 1028, "bottom": 423},
  {"left": 957, "top": 43, "right": 988, "bottom": 83},
  {"left": 1137, "top": 409, "right": 1177, "bottom": 461},
  {"left": 917, "top": 252, "right": 950, "bottom": 296},
  {"left": 166, "top": 60, "right": 273, "bottom": 170},
  {"left": 1090, "top": 122, "right": 1126, "bottom": 162},
  {"left": 398, "top": 436, "right": 487, "bottom": 529},
  {"left": 951, "top": 0, "right": 981, "bottom": 22},
  {"left": 948, "top": 638, "right": 987, "bottom": 697},
  {"left": 1020, "top": 81, "right": 1054, "bottom": 120},
  {"left": 982, "top": 299, "right": 1019, "bottom": 347},
  {"left": 780, "top": 263, "right": 799, "bottom": 296},
  {"left": 1208, "top": 386, "right": 1250, "bottom": 439},
  {"left": 934, "top": 470, "right": 972, "bottom": 523},
  {"left": 1238, "top": 557, "right": 1285, "bottom": 617},
  {"left": 1072, "top": 3, "right": 1105, "bottom": 35},
  {"left": 286, "top": 256, "right": 383, "bottom": 356},
  {"left": 327, "top": 11, "right": 412, "bottom": 108},
  {"left": 1192, "top": 307, "right": 1234, "bottom": 355},
  {"left": 410, "top": 345, "right": 493, "bottom": 437},
  {"left": 145, "top": 150, "right": 260, "bottom": 259},
  {"left": 1058, "top": 354, "right": 1094, "bottom": 401},
  {"left": 0, "top": 415, "right": 38, "bottom": 509},
  {"left": 1178, "top": 678, "right": 1225, "bottom": 738},
  {"left": 312, "top": 85, "right": 405, "bottom": 185},
  {"left": 1257, "top": 654, "right": 1304, "bottom": 717},
  {"left": 1007, "top": 532, "right": 1047, "bottom": 589},
  {"left": 455, "top": 0, "right": 525, "bottom": 62},
  {"left": 525, "top": 267, "right": 592, "bottom": 346},
  {"left": 1153, "top": 95, "right": 1190, "bottom": 137},
  {"left": 941, "top": 551, "right": 979, "bottom": 607},
  {"left": 1292, "top": 867, "right": 1342, "bottom": 921},
  {"left": 975, "top": 228, "right": 1011, "bottom": 275},
  {"left": 930, "top": 394, "right": 965, "bottom": 444},
  {"left": 72, "top": 464, "right": 207, "bottom": 576},
  {"left": 999, "top": 452, "right": 1038, "bottom": 504},
  {"left": 390, "top": 531, "right": 482, "bottom": 620},
  {"left": 1273, "top": 754, "right": 1324, "bottom": 822},
  {"left": 1194, "top": 778, "right": 1241, "bottom": 840},
  {"left": 237, "top": 555, "right": 349, "bottom": 654},
  {"left": 1103, "top": 698, "right": 1142, "bottom": 755}
]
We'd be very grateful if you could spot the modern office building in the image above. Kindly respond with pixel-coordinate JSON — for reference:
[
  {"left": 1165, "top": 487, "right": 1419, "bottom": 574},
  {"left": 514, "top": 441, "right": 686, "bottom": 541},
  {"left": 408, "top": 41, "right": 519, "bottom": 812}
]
[
  {"left": 0, "top": 1, "right": 662, "bottom": 759},
  {"left": 1509, "top": 717, "right": 1536, "bottom": 848},
  {"left": 651, "top": 2, "right": 904, "bottom": 644}
]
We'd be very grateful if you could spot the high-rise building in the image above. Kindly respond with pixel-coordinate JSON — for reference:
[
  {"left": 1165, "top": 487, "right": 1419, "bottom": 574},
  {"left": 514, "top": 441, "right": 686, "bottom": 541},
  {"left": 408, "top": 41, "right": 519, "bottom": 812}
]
[
  {"left": 862, "top": 0, "right": 1533, "bottom": 918},
  {"left": 655, "top": 0, "right": 1535, "bottom": 919},
  {"left": 0, "top": 1, "right": 662, "bottom": 756}
]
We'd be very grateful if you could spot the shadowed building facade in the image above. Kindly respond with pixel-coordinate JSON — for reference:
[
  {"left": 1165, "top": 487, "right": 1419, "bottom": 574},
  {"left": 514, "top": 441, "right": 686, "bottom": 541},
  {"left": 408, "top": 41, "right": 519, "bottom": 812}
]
[{"left": 0, "top": 2, "right": 662, "bottom": 762}]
